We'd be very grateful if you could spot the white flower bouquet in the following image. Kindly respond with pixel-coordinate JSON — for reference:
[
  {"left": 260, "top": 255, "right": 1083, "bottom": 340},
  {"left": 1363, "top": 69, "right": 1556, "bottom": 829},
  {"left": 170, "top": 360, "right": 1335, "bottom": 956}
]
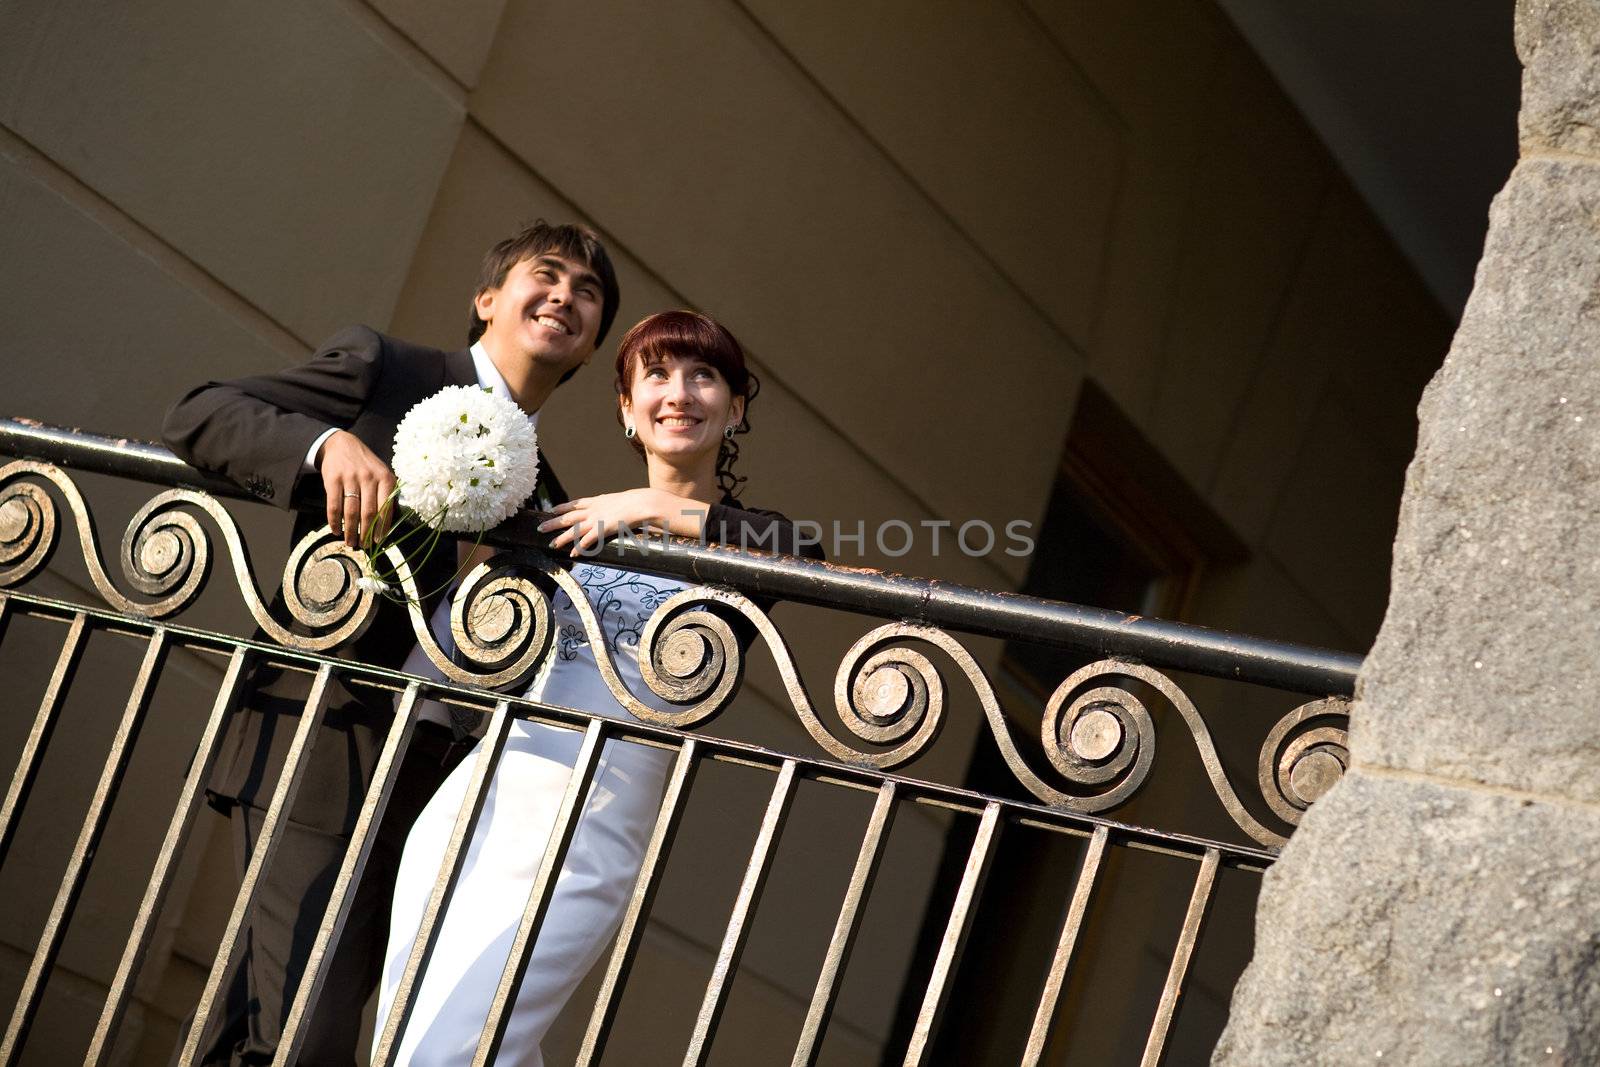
[{"left": 358, "top": 385, "right": 539, "bottom": 599}]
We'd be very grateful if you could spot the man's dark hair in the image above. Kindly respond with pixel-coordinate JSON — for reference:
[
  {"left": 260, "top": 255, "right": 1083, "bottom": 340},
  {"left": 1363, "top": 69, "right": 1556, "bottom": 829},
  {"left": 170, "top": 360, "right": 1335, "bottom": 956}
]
[{"left": 468, "top": 220, "right": 621, "bottom": 349}]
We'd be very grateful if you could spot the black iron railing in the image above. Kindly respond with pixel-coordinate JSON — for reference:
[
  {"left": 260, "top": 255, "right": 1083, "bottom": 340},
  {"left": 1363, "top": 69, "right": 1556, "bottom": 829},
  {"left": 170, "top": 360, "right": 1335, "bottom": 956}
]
[
  {"left": 1, "top": 416, "right": 1361, "bottom": 696},
  {"left": 0, "top": 416, "right": 1361, "bottom": 1065}
]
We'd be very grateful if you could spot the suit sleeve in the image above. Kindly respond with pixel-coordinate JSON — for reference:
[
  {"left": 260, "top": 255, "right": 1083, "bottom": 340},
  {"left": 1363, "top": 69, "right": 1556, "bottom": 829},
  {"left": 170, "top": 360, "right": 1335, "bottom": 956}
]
[
  {"left": 161, "top": 325, "right": 386, "bottom": 510},
  {"left": 703, "top": 503, "right": 826, "bottom": 561}
]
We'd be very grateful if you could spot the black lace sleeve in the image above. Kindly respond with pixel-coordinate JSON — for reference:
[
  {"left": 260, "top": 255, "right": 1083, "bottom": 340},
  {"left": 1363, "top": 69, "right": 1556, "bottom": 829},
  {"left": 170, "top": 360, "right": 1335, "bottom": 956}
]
[{"left": 703, "top": 501, "right": 826, "bottom": 562}]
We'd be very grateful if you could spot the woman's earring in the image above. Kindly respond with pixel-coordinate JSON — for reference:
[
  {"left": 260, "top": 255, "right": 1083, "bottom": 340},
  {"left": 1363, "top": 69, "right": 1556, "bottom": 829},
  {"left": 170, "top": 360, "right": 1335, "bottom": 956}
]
[
  {"left": 723, "top": 425, "right": 736, "bottom": 440},
  {"left": 625, "top": 424, "right": 636, "bottom": 440}
]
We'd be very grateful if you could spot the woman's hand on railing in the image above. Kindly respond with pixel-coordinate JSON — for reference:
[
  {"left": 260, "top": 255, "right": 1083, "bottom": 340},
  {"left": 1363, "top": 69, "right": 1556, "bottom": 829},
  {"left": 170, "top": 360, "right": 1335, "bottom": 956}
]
[{"left": 538, "top": 488, "right": 704, "bottom": 556}]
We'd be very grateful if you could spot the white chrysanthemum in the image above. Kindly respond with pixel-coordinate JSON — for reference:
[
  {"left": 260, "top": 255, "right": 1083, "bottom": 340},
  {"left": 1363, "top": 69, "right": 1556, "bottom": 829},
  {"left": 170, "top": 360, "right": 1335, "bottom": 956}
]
[
  {"left": 356, "top": 573, "right": 392, "bottom": 596},
  {"left": 391, "top": 386, "right": 539, "bottom": 532}
]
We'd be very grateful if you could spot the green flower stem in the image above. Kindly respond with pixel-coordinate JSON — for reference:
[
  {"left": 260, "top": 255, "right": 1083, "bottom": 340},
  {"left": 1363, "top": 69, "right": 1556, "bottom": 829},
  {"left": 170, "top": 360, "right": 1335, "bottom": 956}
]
[{"left": 357, "top": 489, "right": 493, "bottom": 605}]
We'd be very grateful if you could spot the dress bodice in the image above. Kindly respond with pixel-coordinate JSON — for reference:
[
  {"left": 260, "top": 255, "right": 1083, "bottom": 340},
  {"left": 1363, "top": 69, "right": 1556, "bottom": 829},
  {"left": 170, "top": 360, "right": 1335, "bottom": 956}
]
[{"left": 524, "top": 563, "right": 689, "bottom": 721}]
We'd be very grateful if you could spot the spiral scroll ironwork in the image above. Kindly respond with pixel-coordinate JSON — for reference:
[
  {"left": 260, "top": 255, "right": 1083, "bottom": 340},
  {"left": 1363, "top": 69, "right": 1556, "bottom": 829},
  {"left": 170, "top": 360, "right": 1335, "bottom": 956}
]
[
  {"left": 117, "top": 492, "right": 211, "bottom": 612},
  {"left": 635, "top": 590, "right": 745, "bottom": 726},
  {"left": 1040, "top": 665, "right": 1158, "bottom": 810},
  {"left": 0, "top": 462, "right": 220, "bottom": 618},
  {"left": 1259, "top": 697, "right": 1351, "bottom": 827},
  {"left": 1035, "top": 660, "right": 1296, "bottom": 846},
  {"left": 0, "top": 472, "right": 56, "bottom": 587},
  {"left": 560, "top": 585, "right": 951, "bottom": 766},
  {"left": 545, "top": 583, "right": 1290, "bottom": 846},
  {"left": 0, "top": 461, "right": 382, "bottom": 645},
  {"left": 522, "top": 582, "right": 749, "bottom": 730},
  {"left": 0, "top": 458, "right": 1355, "bottom": 850},
  {"left": 267, "top": 526, "right": 382, "bottom": 649},
  {"left": 396, "top": 550, "right": 556, "bottom": 691},
  {"left": 835, "top": 627, "right": 944, "bottom": 752},
  {"left": 563, "top": 583, "right": 1320, "bottom": 847}
]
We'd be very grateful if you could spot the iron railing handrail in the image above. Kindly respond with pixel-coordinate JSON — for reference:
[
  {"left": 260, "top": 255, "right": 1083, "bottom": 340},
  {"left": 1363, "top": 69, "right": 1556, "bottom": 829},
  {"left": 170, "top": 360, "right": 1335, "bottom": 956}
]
[
  {"left": 0, "top": 415, "right": 1364, "bottom": 695},
  {"left": 0, "top": 587, "right": 1281, "bottom": 869}
]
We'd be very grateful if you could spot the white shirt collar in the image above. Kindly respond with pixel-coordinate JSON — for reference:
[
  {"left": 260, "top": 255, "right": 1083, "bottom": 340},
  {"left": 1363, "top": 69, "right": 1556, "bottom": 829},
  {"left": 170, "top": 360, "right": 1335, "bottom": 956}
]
[{"left": 470, "top": 341, "right": 540, "bottom": 428}]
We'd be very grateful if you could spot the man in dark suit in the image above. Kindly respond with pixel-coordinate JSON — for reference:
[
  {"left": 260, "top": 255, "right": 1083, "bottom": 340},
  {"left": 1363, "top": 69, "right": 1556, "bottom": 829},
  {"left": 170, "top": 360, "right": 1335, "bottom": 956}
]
[{"left": 162, "top": 220, "right": 620, "bottom": 1065}]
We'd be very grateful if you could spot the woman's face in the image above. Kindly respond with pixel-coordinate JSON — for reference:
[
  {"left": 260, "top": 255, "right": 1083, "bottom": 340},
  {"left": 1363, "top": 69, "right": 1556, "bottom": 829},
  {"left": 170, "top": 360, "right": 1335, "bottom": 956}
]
[{"left": 622, "top": 353, "right": 745, "bottom": 468}]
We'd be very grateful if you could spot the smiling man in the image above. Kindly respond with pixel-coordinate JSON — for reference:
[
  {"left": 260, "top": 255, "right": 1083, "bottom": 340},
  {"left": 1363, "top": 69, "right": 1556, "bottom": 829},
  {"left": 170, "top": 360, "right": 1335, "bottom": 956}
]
[{"left": 162, "top": 220, "right": 619, "bottom": 1066}]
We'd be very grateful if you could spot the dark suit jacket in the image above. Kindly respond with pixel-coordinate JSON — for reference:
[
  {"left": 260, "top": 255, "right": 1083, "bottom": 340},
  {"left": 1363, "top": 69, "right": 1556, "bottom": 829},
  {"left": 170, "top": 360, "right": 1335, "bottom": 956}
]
[{"left": 163, "top": 325, "right": 567, "bottom": 834}]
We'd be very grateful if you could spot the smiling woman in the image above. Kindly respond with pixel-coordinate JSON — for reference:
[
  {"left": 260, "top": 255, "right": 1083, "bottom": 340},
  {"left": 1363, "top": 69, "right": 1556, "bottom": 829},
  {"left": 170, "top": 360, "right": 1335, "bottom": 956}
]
[
  {"left": 534, "top": 310, "right": 802, "bottom": 558},
  {"left": 615, "top": 309, "right": 755, "bottom": 496},
  {"left": 377, "top": 308, "right": 820, "bottom": 1067}
]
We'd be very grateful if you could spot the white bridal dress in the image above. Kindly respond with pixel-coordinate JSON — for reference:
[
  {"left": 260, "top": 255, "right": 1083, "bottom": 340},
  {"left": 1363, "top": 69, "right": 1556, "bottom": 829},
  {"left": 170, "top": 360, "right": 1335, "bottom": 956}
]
[{"left": 375, "top": 562, "right": 685, "bottom": 1066}]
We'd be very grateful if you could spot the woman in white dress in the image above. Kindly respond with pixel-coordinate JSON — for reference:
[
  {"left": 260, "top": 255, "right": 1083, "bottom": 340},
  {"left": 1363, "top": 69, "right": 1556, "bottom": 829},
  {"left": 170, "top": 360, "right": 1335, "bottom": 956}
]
[{"left": 374, "top": 311, "right": 814, "bottom": 1066}]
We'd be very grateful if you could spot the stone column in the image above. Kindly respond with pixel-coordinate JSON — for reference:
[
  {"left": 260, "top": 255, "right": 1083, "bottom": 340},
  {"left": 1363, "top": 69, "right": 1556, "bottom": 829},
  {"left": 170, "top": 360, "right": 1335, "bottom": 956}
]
[{"left": 1214, "top": 2, "right": 1600, "bottom": 1064}]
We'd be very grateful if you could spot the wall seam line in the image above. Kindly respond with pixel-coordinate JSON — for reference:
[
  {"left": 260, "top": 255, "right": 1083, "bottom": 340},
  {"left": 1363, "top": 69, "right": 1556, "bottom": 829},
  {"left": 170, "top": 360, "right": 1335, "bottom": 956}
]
[{"left": 0, "top": 120, "right": 309, "bottom": 360}]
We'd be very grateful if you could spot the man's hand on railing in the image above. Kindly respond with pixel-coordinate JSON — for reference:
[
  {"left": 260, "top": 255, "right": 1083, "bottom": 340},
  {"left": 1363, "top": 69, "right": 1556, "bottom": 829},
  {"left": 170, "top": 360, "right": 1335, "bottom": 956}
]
[{"left": 316, "top": 429, "right": 396, "bottom": 547}]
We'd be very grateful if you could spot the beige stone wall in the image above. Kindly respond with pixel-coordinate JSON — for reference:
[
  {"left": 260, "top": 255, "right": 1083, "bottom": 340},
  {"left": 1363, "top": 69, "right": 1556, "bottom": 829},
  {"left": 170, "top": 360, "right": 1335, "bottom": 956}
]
[{"left": 0, "top": 0, "right": 1451, "bottom": 1062}]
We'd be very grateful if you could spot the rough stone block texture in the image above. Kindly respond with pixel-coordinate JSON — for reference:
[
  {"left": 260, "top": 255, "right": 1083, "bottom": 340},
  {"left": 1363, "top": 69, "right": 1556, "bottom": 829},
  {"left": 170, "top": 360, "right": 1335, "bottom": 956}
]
[
  {"left": 1517, "top": 0, "right": 1600, "bottom": 155},
  {"left": 1353, "top": 155, "right": 1600, "bottom": 804},
  {"left": 1215, "top": 771, "right": 1600, "bottom": 1066}
]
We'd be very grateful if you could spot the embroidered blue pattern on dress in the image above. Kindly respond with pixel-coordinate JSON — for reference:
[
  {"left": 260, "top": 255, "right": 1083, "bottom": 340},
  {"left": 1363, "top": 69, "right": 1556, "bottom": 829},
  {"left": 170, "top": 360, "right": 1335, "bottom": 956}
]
[{"left": 555, "top": 564, "right": 684, "bottom": 661}]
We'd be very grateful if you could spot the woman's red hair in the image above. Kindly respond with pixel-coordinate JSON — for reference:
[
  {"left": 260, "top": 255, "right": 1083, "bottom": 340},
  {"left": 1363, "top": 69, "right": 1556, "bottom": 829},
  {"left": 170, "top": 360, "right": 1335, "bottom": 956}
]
[{"left": 614, "top": 310, "right": 760, "bottom": 498}]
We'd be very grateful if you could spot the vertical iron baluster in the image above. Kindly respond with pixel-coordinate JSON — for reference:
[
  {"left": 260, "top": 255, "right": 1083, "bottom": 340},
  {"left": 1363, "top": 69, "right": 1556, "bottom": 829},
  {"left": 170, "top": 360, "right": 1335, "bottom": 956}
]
[
  {"left": 682, "top": 759, "right": 800, "bottom": 1067},
  {"left": 574, "top": 740, "right": 700, "bottom": 1067},
  {"left": 0, "top": 593, "right": 12, "bottom": 647},
  {"left": 0, "top": 613, "right": 89, "bottom": 867},
  {"left": 470, "top": 719, "right": 607, "bottom": 1066},
  {"left": 370, "top": 700, "right": 513, "bottom": 1067},
  {"left": 791, "top": 780, "right": 899, "bottom": 1067},
  {"left": 902, "top": 801, "right": 1002, "bottom": 1067},
  {"left": 270, "top": 681, "right": 425, "bottom": 1067},
  {"left": 1019, "top": 825, "right": 1111, "bottom": 1067},
  {"left": 176, "top": 664, "right": 336, "bottom": 1067},
  {"left": 1, "top": 627, "right": 170, "bottom": 1065},
  {"left": 1138, "top": 848, "right": 1221, "bottom": 1067},
  {"left": 86, "top": 647, "right": 251, "bottom": 1066}
]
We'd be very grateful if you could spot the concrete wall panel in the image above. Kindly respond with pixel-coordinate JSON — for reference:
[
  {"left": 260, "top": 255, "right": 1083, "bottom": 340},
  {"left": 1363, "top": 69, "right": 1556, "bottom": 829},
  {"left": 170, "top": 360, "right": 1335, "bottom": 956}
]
[
  {"left": 743, "top": 0, "right": 1122, "bottom": 349},
  {"left": 1205, "top": 193, "right": 1350, "bottom": 546},
  {"left": 1143, "top": 46, "right": 1330, "bottom": 491},
  {"left": 1261, "top": 384, "right": 1405, "bottom": 643},
  {"left": 367, "top": 0, "right": 508, "bottom": 88},
  {"left": 0, "top": 0, "right": 462, "bottom": 344},
  {"left": 1024, "top": 0, "right": 1229, "bottom": 419},
  {"left": 471, "top": 0, "right": 1075, "bottom": 536},
  {"left": 0, "top": 140, "right": 292, "bottom": 437},
  {"left": 1207, "top": 186, "right": 1448, "bottom": 549}
]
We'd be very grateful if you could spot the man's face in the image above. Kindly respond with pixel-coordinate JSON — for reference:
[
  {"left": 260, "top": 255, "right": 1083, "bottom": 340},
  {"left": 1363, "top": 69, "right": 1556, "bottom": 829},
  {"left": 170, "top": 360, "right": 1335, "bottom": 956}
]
[{"left": 474, "top": 253, "right": 605, "bottom": 376}]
